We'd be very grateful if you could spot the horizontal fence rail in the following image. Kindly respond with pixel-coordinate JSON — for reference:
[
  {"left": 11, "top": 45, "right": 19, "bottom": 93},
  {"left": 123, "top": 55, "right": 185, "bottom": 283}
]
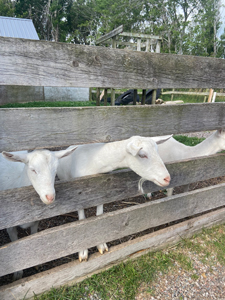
[
  {"left": 1, "top": 207, "right": 225, "bottom": 300},
  {"left": 162, "top": 91, "right": 225, "bottom": 98},
  {"left": 1, "top": 37, "right": 225, "bottom": 89},
  {"left": 0, "top": 153, "right": 225, "bottom": 230},
  {"left": 1, "top": 103, "right": 225, "bottom": 151},
  {"left": 1, "top": 182, "right": 225, "bottom": 277}
]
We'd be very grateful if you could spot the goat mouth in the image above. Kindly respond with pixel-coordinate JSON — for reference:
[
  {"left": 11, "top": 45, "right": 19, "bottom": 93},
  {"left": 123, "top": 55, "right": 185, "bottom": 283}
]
[
  {"left": 40, "top": 197, "right": 55, "bottom": 205},
  {"left": 154, "top": 179, "right": 170, "bottom": 187}
]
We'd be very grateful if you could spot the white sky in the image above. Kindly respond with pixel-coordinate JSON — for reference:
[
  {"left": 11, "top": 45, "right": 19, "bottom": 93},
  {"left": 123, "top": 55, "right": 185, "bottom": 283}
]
[{"left": 218, "top": 0, "right": 225, "bottom": 37}]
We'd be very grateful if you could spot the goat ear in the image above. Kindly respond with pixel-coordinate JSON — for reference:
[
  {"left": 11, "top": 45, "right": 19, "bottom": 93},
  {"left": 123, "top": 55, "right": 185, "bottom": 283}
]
[
  {"left": 55, "top": 146, "right": 77, "bottom": 159},
  {"left": 126, "top": 141, "right": 141, "bottom": 156},
  {"left": 151, "top": 135, "right": 173, "bottom": 145},
  {"left": 2, "top": 151, "right": 28, "bottom": 163}
]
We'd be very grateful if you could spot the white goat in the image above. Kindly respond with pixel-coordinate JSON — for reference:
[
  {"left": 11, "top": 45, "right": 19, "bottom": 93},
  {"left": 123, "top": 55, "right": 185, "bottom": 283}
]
[
  {"left": 57, "top": 135, "right": 172, "bottom": 262},
  {"left": 157, "top": 129, "right": 225, "bottom": 196},
  {"left": 1, "top": 147, "right": 76, "bottom": 280}
]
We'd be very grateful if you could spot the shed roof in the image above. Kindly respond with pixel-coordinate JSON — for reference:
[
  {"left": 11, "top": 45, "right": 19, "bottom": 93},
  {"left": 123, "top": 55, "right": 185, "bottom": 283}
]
[{"left": 0, "top": 16, "right": 39, "bottom": 40}]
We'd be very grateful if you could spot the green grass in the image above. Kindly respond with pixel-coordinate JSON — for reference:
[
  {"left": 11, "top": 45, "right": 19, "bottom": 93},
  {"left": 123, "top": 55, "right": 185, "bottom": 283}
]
[
  {"left": 0, "top": 101, "right": 97, "bottom": 108},
  {"left": 32, "top": 224, "right": 225, "bottom": 300},
  {"left": 173, "top": 135, "right": 205, "bottom": 146}
]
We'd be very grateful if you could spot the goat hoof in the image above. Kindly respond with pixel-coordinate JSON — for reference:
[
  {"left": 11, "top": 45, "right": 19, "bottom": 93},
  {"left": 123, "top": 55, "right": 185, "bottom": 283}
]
[
  {"left": 97, "top": 243, "right": 108, "bottom": 254},
  {"left": 146, "top": 192, "right": 152, "bottom": 199},
  {"left": 79, "top": 249, "right": 88, "bottom": 262}
]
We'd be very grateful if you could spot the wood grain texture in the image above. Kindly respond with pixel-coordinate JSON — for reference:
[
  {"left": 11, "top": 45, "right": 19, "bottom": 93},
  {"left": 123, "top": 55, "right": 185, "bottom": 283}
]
[
  {"left": 1, "top": 36, "right": 225, "bottom": 89},
  {"left": 1, "top": 153, "right": 225, "bottom": 231},
  {"left": 1, "top": 207, "right": 225, "bottom": 300},
  {"left": 1, "top": 182, "right": 225, "bottom": 277},
  {"left": 1, "top": 103, "right": 225, "bottom": 151},
  {"left": 95, "top": 25, "right": 123, "bottom": 44}
]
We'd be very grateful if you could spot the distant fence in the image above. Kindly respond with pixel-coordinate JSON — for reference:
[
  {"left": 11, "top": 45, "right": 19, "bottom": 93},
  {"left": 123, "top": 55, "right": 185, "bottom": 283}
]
[
  {"left": 162, "top": 89, "right": 225, "bottom": 102},
  {"left": 1, "top": 36, "right": 225, "bottom": 300}
]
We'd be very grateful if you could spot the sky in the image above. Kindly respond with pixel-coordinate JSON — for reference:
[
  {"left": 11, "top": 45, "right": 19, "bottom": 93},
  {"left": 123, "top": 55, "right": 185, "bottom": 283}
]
[{"left": 218, "top": 0, "right": 225, "bottom": 37}]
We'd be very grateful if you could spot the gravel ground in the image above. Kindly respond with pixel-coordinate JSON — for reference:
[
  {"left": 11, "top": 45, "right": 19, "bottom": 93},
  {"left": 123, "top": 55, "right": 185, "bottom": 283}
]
[
  {"left": 181, "top": 130, "right": 213, "bottom": 139},
  {"left": 136, "top": 249, "right": 225, "bottom": 300}
]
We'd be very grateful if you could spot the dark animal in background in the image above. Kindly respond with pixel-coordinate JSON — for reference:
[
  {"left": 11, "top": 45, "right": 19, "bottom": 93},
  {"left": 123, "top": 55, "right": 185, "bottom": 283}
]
[
  {"left": 115, "top": 89, "right": 140, "bottom": 105},
  {"left": 145, "top": 89, "right": 162, "bottom": 104},
  {"left": 100, "top": 88, "right": 162, "bottom": 105}
]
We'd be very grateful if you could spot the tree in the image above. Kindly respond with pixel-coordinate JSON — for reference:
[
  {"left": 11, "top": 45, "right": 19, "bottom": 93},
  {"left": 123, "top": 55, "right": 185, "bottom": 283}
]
[
  {"left": 0, "top": 0, "right": 14, "bottom": 17},
  {"left": 186, "top": 0, "right": 221, "bottom": 57}
]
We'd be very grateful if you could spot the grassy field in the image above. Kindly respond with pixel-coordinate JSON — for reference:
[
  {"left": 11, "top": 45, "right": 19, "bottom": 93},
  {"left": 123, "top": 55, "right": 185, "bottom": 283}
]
[{"left": 0, "top": 101, "right": 98, "bottom": 108}]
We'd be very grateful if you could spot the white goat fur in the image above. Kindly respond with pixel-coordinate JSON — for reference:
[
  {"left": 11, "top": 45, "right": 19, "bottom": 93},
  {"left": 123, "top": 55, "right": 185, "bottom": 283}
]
[
  {"left": 157, "top": 129, "right": 225, "bottom": 196},
  {"left": 1, "top": 147, "right": 76, "bottom": 280},
  {"left": 57, "top": 135, "right": 171, "bottom": 262}
]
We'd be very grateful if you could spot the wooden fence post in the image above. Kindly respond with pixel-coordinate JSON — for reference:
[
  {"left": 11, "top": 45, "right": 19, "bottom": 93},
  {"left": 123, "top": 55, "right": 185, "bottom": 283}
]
[
  {"left": 212, "top": 92, "right": 217, "bottom": 102},
  {"left": 96, "top": 88, "right": 100, "bottom": 106},
  {"left": 141, "top": 89, "right": 146, "bottom": 105},
  {"left": 111, "top": 37, "right": 117, "bottom": 106},
  {"left": 203, "top": 88, "right": 209, "bottom": 103},
  {"left": 111, "top": 88, "right": 115, "bottom": 106},
  {"left": 104, "top": 88, "right": 108, "bottom": 106},
  {"left": 133, "top": 89, "right": 137, "bottom": 105},
  {"left": 156, "top": 40, "right": 161, "bottom": 53},
  {"left": 152, "top": 89, "right": 156, "bottom": 105},
  {"left": 137, "top": 39, "right": 141, "bottom": 51},
  {"left": 171, "top": 88, "right": 175, "bottom": 101},
  {"left": 145, "top": 39, "right": 150, "bottom": 52},
  {"left": 208, "top": 88, "right": 214, "bottom": 102}
]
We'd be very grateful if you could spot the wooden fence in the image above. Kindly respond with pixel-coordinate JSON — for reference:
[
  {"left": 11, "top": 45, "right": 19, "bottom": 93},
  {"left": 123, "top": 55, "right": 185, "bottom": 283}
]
[
  {"left": 162, "top": 89, "right": 225, "bottom": 102},
  {"left": 1, "top": 36, "right": 225, "bottom": 299}
]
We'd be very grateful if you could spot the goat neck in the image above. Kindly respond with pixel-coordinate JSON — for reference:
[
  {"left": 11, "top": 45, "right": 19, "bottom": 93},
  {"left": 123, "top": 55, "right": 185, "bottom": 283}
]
[
  {"left": 188, "top": 130, "right": 225, "bottom": 157},
  {"left": 95, "top": 140, "right": 129, "bottom": 172}
]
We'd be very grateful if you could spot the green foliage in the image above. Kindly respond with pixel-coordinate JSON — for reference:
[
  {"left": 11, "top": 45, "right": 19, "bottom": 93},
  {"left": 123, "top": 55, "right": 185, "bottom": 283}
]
[
  {"left": 173, "top": 135, "right": 205, "bottom": 146},
  {"left": 0, "top": 0, "right": 14, "bottom": 17},
  {"left": 0, "top": 0, "right": 223, "bottom": 57}
]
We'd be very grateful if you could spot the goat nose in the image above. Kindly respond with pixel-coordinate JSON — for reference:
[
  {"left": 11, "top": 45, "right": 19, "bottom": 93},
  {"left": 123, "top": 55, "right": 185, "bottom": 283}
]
[
  {"left": 46, "top": 194, "right": 55, "bottom": 203},
  {"left": 164, "top": 175, "right": 171, "bottom": 183}
]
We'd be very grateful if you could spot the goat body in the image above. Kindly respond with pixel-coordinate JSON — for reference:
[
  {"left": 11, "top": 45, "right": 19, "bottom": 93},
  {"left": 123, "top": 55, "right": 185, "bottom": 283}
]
[
  {"left": 57, "top": 135, "right": 171, "bottom": 261},
  {"left": 1, "top": 147, "right": 76, "bottom": 280},
  {"left": 157, "top": 129, "right": 225, "bottom": 196}
]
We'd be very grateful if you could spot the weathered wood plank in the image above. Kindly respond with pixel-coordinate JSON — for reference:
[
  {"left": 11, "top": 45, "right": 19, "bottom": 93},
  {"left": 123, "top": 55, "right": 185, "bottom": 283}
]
[
  {"left": 95, "top": 25, "right": 123, "bottom": 44},
  {"left": 1, "top": 182, "right": 225, "bottom": 277},
  {"left": 1, "top": 104, "right": 225, "bottom": 151},
  {"left": 1, "top": 207, "right": 225, "bottom": 300},
  {"left": 162, "top": 91, "right": 225, "bottom": 98},
  {"left": 1, "top": 36, "right": 225, "bottom": 89},
  {"left": 162, "top": 91, "right": 210, "bottom": 96},
  {"left": 101, "top": 40, "right": 156, "bottom": 47},
  {"left": 1, "top": 153, "right": 225, "bottom": 231},
  {"left": 120, "top": 32, "right": 162, "bottom": 39}
]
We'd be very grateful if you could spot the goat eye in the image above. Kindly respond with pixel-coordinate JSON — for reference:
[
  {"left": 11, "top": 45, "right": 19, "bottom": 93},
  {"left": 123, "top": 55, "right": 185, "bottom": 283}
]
[
  {"left": 31, "top": 169, "right": 37, "bottom": 174},
  {"left": 139, "top": 153, "right": 148, "bottom": 159}
]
